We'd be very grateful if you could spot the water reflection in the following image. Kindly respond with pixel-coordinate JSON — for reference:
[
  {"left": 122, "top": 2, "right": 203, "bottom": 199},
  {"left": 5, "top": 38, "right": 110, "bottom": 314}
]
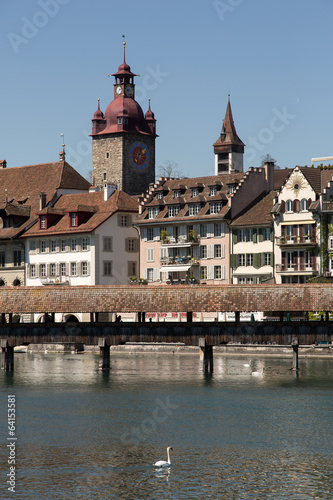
[{"left": 0, "top": 352, "right": 332, "bottom": 499}]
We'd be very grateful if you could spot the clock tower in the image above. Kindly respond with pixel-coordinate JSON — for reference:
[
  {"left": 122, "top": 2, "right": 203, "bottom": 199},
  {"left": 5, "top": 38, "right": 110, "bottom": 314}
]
[{"left": 91, "top": 43, "right": 157, "bottom": 195}]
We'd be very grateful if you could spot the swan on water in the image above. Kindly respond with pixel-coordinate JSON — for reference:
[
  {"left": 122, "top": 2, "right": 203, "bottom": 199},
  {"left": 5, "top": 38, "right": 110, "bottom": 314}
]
[
  {"left": 154, "top": 447, "right": 173, "bottom": 467},
  {"left": 252, "top": 367, "right": 264, "bottom": 376}
]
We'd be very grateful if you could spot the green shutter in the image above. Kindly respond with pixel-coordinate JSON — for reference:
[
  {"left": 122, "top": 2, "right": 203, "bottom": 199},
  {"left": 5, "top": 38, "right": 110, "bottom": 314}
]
[
  {"left": 253, "top": 253, "right": 261, "bottom": 269},
  {"left": 232, "top": 232, "right": 238, "bottom": 244},
  {"left": 230, "top": 254, "right": 237, "bottom": 268},
  {"left": 270, "top": 229, "right": 274, "bottom": 242},
  {"left": 253, "top": 229, "right": 257, "bottom": 243},
  {"left": 258, "top": 229, "right": 263, "bottom": 242}
]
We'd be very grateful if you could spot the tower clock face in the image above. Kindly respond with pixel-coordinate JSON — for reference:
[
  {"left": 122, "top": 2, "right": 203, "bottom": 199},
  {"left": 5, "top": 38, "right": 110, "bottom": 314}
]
[{"left": 129, "top": 141, "right": 150, "bottom": 170}]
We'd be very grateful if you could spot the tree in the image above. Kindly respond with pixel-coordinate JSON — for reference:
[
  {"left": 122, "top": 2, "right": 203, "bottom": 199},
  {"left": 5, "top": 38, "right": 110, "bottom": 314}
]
[{"left": 157, "top": 160, "right": 183, "bottom": 179}]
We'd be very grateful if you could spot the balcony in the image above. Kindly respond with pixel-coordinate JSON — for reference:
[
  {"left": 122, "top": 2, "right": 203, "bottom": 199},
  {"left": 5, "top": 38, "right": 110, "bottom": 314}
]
[
  {"left": 322, "top": 201, "right": 333, "bottom": 212},
  {"left": 160, "top": 256, "right": 199, "bottom": 266},
  {"left": 275, "top": 236, "right": 316, "bottom": 247},
  {"left": 161, "top": 235, "right": 199, "bottom": 247},
  {"left": 275, "top": 263, "right": 318, "bottom": 273}
]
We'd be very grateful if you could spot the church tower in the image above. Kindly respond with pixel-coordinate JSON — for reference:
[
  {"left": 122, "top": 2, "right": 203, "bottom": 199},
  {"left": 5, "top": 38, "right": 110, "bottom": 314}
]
[
  {"left": 213, "top": 96, "right": 244, "bottom": 174},
  {"left": 91, "top": 43, "right": 157, "bottom": 195}
]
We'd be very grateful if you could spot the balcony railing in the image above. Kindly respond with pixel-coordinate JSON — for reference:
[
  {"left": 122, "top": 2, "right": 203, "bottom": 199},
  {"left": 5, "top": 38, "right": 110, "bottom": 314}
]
[
  {"left": 275, "top": 263, "right": 318, "bottom": 273},
  {"left": 275, "top": 236, "right": 316, "bottom": 246},
  {"left": 322, "top": 201, "right": 333, "bottom": 212},
  {"left": 160, "top": 257, "right": 199, "bottom": 266},
  {"left": 161, "top": 235, "right": 199, "bottom": 246}
]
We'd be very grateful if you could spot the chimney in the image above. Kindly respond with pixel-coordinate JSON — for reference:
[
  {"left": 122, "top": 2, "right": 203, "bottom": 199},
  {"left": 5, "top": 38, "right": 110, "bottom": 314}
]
[
  {"left": 0, "top": 160, "right": 7, "bottom": 169},
  {"left": 39, "top": 192, "right": 47, "bottom": 210},
  {"left": 264, "top": 160, "right": 275, "bottom": 192},
  {"left": 59, "top": 149, "right": 65, "bottom": 162},
  {"left": 104, "top": 183, "right": 116, "bottom": 201}
]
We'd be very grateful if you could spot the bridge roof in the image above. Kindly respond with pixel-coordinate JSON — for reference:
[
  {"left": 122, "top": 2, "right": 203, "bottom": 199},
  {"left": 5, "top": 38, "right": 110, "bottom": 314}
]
[{"left": 0, "top": 284, "right": 332, "bottom": 314}]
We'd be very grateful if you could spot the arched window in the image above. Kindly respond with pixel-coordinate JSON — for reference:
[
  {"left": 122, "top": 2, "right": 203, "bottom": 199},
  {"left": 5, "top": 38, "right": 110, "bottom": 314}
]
[
  {"left": 286, "top": 200, "right": 293, "bottom": 212},
  {"left": 301, "top": 199, "right": 308, "bottom": 211}
]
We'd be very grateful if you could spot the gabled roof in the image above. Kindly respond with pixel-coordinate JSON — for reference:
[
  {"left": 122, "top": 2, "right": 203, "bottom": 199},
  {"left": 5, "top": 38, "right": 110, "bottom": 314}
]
[
  {"left": 0, "top": 161, "right": 91, "bottom": 240},
  {"left": 230, "top": 192, "right": 276, "bottom": 227},
  {"left": 22, "top": 189, "right": 139, "bottom": 237}
]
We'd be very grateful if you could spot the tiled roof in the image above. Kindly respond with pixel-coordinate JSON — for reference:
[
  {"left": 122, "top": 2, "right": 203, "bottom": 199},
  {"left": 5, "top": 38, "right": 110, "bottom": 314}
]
[
  {"left": 0, "top": 161, "right": 91, "bottom": 240},
  {"left": 137, "top": 173, "right": 245, "bottom": 223},
  {"left": 22, "top": 189, "right": 139, "bottom": 237},
  {"left": 230, "top": 191, "right": 276, "bottom": 226},
  {"left": 273, "top": 168, "right": 293, "bottom": 190}
]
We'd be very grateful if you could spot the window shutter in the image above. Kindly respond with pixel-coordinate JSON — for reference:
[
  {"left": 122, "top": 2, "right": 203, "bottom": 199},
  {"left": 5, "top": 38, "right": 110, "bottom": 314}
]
[
  {"left": 154, "top": 268, "right": 160, "bottom": 282},
  {"left": 221, "top": 243, "right": 225, "bottom": 259},
  {"left": 154, "top": 227, "right": 160, "bottom": 241},
  {"left": 221, "top": 223, "right": 225, "bottom": 237},
  {"left": 232, "top": 232, "right": 238, "bottom": 244},
  {"left": 281, "top": 200, "right": 285, "bottom": 213},
  {"left": 144, "top": 268, "right": 148, "bottom": 279},
  {"left": 207, "top": 224, "right": 214, "bottom": 238},
  {"left": 221, "top": 265, "right": 225, "bottom": 280},
  {"left": 308, "top": 198, "right": 312, "bottom": 208},
  {"left": 77, "top": 237, "right": 82, "bottom": 251},
  {"left": 253, "top": 253, "right": 261, "bottom": 269},
  {"left": 270, "top": 229, "right": 274, "bottom": 242},
  {"left": 36, "top": 240, "right": 40, "bottom": 254},
  {"left": 258, "top": 229, "right": 263, "bottom": 242},
  {"left": 143, "top": 228, "right": 147, "bottom": 241},
  {"left": 253, "top": 229, "right": 257, "bottom": 243},
  {"left": 128, "top": 215, "right": 132, "bottom": 226},
  {"left": 125, "top": 238, "right": 129, "bottom": 252},
  {"left": 207, "top": 245, "right": 214, "bottom": 259},
  {"left": 230, "top": 254, "right": 237, "bottom": 268},
  {"left": 269, "top": 252, "right": 273, "bottom": 266},
  {"left": 87, "top": 262, "right": 91, "bottom": 276},
  {"left": 207, "top": 266, "right": 214, "bottom": 280}
]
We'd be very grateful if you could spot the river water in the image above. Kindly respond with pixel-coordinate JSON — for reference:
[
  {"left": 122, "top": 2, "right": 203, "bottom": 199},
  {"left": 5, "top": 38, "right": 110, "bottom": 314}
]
[{"left": 1, "top": 350, "right": 333, "bottom": 499}]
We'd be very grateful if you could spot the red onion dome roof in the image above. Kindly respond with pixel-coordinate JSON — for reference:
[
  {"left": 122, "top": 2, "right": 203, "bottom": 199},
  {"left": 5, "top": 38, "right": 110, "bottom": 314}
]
[{"left": 102, "top": 97, "right": 151, "bottom": 135}]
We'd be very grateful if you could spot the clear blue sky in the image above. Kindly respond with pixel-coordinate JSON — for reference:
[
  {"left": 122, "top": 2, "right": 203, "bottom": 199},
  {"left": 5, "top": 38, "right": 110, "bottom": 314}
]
[{"left": 1, "top": 0, "right": 332, "bottom": 181}]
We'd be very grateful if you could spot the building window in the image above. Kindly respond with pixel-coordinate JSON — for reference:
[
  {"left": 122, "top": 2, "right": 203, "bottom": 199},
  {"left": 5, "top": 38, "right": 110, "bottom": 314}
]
[
  {"left": 238, "top": 277, "right": 246, "bottom": 284},
  {"left": 71, "top": 239, "right": 77, "bottom": 251},
  {"left": 214, "top": 223, "right": 224, "bottom": 237},
  {"left": 13, "top": 251, "right": 21, "bottom": 267},
  {"left": 214, "top": 266, "right": 221, "bottom": 279},
  {"left": 214, "top": 244, "right": 221, "bottom": 258},
  {"left": 301, "top": 199, "right": 308, "bottom": 211},
  {"left": 82, "top": 238, "right": 89, "bottom": 251},
  {"left": 40, "top": 216, "right": 46, "bottom": 229},
  {"left": 209, "top": 202, "right": 221, "bottom": 214},
  {"left": 127, "top": 238, "right": 136, "bottom": 252},
  {"left": 157, "top": 192, "right": 163, "bottom": 200},
  {"left": 71, "top": 262, "right": 77, "bottom": 276},
  {"left": 246, "top": 253, "right": 253, "bottom": 266},
  {"left": 118, "top": 118, "right": 122, "bottom": 124},
  {"left": 147, "top": 268, "right": 154, "bottom": 281},
  {"left": 192, "top": 188, "right": 198, "bottom": 197},
  {"left": 189, "top": 204, "right": 200, "bottom": 216},
  {"left": 264, "top": 228, "right": 271, "bottom": 240},
  {"left": 50, "top": 263, "right": 56, "bottom": 276},
  {"left": 247, "top": 229, "right": 253, "bottom": 241},
  {"left": 147, "top": 228, "right": 154, "bottom": 241},
  {"left": 199, "top": 245, "right": 207, "bottom": 259},
  {"left": 30, "top": 264, "right": 36, "bottom": 278},
  {"left": 147, "top": 248, "right": 154, "bottom": 262},
  {"left": 148, "top": 207, "right": 159, "bottom": 219},
  {"left": 119, "top": 215, "right": 130, "bottom": 227},
  {"left": 200, "top": 266, "right": 207, "bottom": 280},
  {"left": 41, "top": 240, "right": 47, "bottom": 253},
  {"left": 238, "top": 229, "right": 246, "bottom": 242},
  {"left": 103, "top": 237, "right": 113, "bottom": 252},
  {"left": 51, "top": 240, "right": 57, "bottom": 252},
  {"left": 286, "top": 225, "right": 294, "bottom": 240},
  {"left": 247, "top": 277, "right": 254, "bottom": 284},
  {"left": 81, "top": 262, "right": 88, "bottom": 276},
  {"left": 264, "top": 253, "right": 271, "bottom": 266},
  {"left": 174, "top": 190, "right": 180, "bottom": 198},
  {"left": 106, "top": 152, "right": 109, "bottom": 159},
  {"left": 71, "top": 213, "right": 78, "bottom": 227},
  {"left": 0, "top": 253, "right": 5, "bottom": 267},
  {"left": 40, "top": 263, "right": 46, "bottom": 277},
  {"left": 61, "top": 239, "right": 67, "bottom": 252},
  {"left": 103, "top": 261, "right": 112, "bottom": 276},
  {"left": 128, "top": 261, "right": 137, "bottom": 276},
  {"left": 286, "top": 199, "right": 293, "bottom": 212},
  {"left": 210, "top": 186, "right": 217, "bottom": 196},
  {"left": 103, "top": 172, "right": 107, "bottom": 180},
  {"left": 228, "top": 185, "right": 235, "bottom": 194},
  {"left": 168, "top": 206, "right": 179, "bottom": 218},
  {"left": 238, "top": 254, "right": 245, "bottom": 266},
  {"left": 200, "top": 224, "right": 207, "bottom": 238},
  {"left": 60, "top": 263, "right": 66, "bottom": 276}
]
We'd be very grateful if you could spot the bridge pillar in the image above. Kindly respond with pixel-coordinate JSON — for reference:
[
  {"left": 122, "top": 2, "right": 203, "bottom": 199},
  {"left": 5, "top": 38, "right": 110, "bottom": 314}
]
[
  {"left": 98, "top": 338, "right": 110, "bottom": 370},
  {"left": 187, "top": 312, "right": 193, "bottom": 323},
  {"left": 199, "top": 338, "right": 213, "bottom": 373},
  {"left": 292, "top": 338, "right": 299, "bottom": 371},
  {"left": 326, "top": 311, "right": 330, "bottom": 322},
  {"left": 235, "top": 311, "right": 240, "bottom": 323},
  {"left": 1, "top": 340, "right": 14, "bottom": 371}
]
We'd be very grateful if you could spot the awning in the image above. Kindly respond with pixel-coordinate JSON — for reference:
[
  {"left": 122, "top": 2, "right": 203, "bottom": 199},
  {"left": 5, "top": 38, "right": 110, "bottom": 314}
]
[
  {"left": 280, "top": 220, "right": 315, "bottom": 225},
  {"left": 160, "top": 265, "right": 191, "bottom": 272}
]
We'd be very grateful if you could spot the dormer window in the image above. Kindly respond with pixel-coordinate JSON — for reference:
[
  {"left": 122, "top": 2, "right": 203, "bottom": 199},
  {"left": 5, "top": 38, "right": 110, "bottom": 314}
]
[
  {"left": 174, "top": 190, "right": 180, "bottom": 198},
  {"left": 210, "top": 187, "right": 217, "bottom": 196},
  {"left": 70, "top": 213, "right": 78, "bottom": 227},
  {"left": 40, "top": 216, "right": 46, "bottom": 229},
  {"left": 148, "top": 207, "right": 159, "bottom": 219},
  {"left": 228, "top": 185, "right": 235, "bottom": 194},
  {"left": 157, "top": 192, "right": 163, "bottom": 200},
  {"left": 192, "top": 188, "right": 198, "bottom": 197}
]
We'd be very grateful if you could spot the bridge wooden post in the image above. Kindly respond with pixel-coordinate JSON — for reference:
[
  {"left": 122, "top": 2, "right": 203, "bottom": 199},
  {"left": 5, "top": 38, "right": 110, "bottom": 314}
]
[
  {"left": 326, "top": 311, "right": 330, "bottom": 322},
  {"left": 235, "top": 311, "right": 240, "bottom": 323},
  {"left": 1, "top": 339, "right": 14, "bottom": 371},
  {"left": 199, "top": 337, "right": 213, "bottom": 373},
  {"left": 98, "top": 338, "right": 110, "bottom": 370},
  {"left": 187, "top": 312, "right": 193, "bottom": 322},
  {"left": 292, "top": 337, "right": 299, "bottom": 371}
]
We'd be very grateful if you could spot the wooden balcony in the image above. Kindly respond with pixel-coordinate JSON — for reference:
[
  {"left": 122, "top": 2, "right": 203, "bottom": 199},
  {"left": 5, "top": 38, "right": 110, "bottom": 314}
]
[
  {"left": 275, "top": 263, "right": 318, "bottom": 273},
  {"left": 275, "top": 236, "right": 316, "bottom": 247}
]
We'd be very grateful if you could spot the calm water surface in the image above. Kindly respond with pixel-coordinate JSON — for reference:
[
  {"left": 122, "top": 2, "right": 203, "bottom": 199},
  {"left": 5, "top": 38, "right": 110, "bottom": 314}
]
[{"left": 1, "top": 351, "right": 333, "bottom": 499}]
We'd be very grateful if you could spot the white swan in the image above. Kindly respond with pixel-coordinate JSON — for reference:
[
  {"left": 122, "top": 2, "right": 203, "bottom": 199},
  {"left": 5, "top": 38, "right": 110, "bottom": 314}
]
[
  {"left": 252, "top": 367, "right": 264, "bottom": 377},
  {"left": 154, "top": 447, "right": 173, "bottom": 467}
]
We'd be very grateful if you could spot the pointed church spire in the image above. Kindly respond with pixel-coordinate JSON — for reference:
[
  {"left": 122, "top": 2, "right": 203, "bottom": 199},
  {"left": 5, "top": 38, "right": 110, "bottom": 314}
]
[{"left": 213, "top": 96, "right": 245, "bottom": 174}]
